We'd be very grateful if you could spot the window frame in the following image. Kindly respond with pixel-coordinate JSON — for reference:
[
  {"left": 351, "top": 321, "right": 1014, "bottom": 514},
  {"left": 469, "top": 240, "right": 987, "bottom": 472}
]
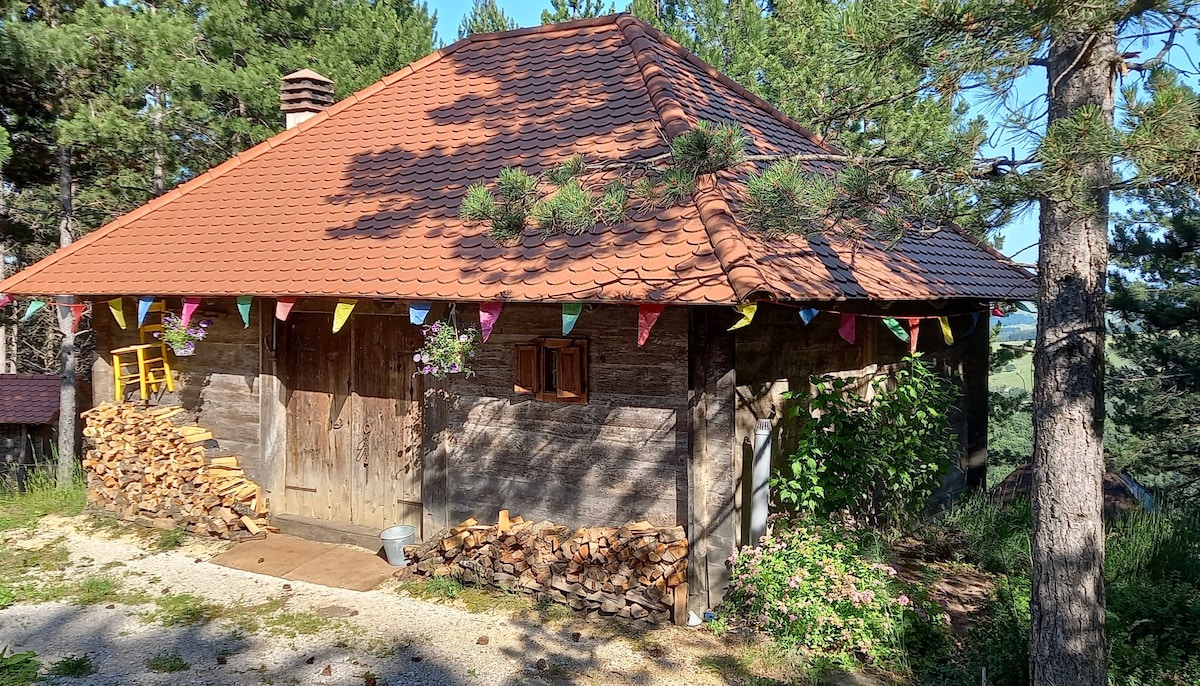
[{"left": 513, "top": 337, "right": 589, "bottom": 404}]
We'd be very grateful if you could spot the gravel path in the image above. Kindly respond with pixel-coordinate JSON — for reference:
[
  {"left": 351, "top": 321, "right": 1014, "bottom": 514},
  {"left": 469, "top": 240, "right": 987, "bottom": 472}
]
[{"left": 0, "top": 516, "right": 744, "bottom": 686}]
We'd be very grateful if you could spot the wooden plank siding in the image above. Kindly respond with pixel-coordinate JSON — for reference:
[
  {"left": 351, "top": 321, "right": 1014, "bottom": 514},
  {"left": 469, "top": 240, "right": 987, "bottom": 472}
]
[
  {"left": 91, "top": 298, "right": 263, "bottom": 482},
  {"left": 441, "top": 304, "right": 690, "bottom": 529}
]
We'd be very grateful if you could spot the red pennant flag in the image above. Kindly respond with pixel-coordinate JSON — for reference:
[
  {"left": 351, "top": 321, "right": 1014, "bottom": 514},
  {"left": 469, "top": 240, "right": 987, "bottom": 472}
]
[
  {"left": 905, "top": 318, "right": 921, "bottom": 353},
  {"left": 275, "top": 297, "right": 297, "bottom": 321},
  {"left": 479, "top": 302, "right": 502, "bottom": 342},
  {"left": 991, "top": 306, "right": 1004, "bottom": 317},
  {"left": 0, "top": 294, "right": 12, "bottom": 309},
  {"left": 838, "top": 313, "right": 856, "bottom": 345},
  {"left": 637, "top": 304, "right": 665, "bottom": 347},
  {"left": 181, "top": 297, "right": 201, "bottom": 328},
  {"left": 69, "top": 303, "right": 86, "bottom": 333}
]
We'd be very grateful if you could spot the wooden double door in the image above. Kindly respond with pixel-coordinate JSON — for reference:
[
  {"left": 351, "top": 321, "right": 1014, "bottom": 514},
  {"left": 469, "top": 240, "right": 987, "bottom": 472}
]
[{"left": 281, "top": 313, "right": 423, "bottom": 533}]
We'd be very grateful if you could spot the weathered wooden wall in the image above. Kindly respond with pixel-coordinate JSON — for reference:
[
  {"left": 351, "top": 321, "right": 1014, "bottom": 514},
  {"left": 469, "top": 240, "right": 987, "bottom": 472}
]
[
  {"left": 435, "top": 304, "right": 690, "bottom": 530},
  {"left": 91, "top": 298, "right": 264, "bottom": 483}
]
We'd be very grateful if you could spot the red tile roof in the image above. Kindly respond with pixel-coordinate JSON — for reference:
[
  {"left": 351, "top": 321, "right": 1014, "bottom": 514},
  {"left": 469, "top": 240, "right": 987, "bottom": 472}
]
[
  {"left": 0, "top": 374, "right": 60, "bottom": 425},
  {"left": 0, "top": 15, "right": 1034, "bottom": 305}
]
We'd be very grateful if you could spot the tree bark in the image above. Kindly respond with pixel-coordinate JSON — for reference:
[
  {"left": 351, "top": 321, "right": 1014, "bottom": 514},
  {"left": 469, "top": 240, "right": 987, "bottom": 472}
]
[
  {"left": 56, "top": 145, "right": 77, "bottom": 487},
  {"left": 1030, "top": 26, "right": 1116, "bottom": 686}
]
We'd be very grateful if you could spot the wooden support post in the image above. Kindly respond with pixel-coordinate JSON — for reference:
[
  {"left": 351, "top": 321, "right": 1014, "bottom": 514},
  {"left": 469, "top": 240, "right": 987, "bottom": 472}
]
[
  {"left": 962, "top": 309, "right": 990, "bottom": 489},
  {"left": 259, "top": 299, "right": 287, "bottom": 506}
]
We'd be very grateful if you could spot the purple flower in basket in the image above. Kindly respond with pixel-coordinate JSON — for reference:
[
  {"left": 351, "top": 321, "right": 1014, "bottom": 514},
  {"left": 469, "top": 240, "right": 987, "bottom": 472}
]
[{"left": 199, "top": 319, "right": 213, "bottom": 328}]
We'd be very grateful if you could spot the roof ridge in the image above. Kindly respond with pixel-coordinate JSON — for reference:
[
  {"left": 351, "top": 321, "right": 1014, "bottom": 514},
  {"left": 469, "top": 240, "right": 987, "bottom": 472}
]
[
  {"left": 614, "top": 15, "right": 776, "bottom": 303},
  {"left": 0, "top": 40, "right": 467, "bottom": 296}
]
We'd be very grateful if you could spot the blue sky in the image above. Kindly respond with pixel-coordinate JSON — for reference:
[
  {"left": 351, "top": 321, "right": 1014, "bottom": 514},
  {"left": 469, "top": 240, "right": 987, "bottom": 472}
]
[{"left": 429, "top": 1, "right": 1197, "bottom": 264}]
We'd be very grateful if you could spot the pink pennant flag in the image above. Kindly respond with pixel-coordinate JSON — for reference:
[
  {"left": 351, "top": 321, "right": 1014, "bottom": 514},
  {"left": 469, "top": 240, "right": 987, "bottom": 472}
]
[
  {"left": 0, "top": 294, "right": 12, "bottom": 309},
  {"left": 906, "top": 318, "right": 921, "bottom": 354},
  {"left": 275, "top": 297, "right": 297, "bottom": 321},
  {"left": 838, "top": 313, "right": 856, "bottom": 345},
  {"left": 69, "top": 303, "right": 86, "bottom": 333},
  {"left": 991, "top": 306, "right": 1004, "bottom": 317},
  {"left": 180, "top": 297, "right": 201, "bottom": 328},
  {"left": 479, "top": 302, "right": 502, "bottom": 342},
  {"left": 638, "top": 304, "right": 665, "bottom": 347}
]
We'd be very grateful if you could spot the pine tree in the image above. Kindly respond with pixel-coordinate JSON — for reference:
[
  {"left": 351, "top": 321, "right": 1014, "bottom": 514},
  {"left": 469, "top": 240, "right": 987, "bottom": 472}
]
[
  {"left": 459, "top": 0, "right": 517, "bottom": 38},
  {"left": 541, "top": 0, "right": 612, "bottom": 24}
]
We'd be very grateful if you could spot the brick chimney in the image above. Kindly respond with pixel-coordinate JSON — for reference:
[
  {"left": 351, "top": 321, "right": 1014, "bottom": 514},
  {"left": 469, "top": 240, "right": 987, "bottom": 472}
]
[{"left": 280, "top": 69, "right": 334, "bottom": 129}]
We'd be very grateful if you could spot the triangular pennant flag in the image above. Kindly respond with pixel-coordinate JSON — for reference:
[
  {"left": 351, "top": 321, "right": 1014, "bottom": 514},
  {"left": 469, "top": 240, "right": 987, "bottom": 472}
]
[
  {"left": 882, "top": 317, "right": 909, "bottom": 342},
  {"left": 1015, "top": 301, "right": 1035, "bottom": 313},
  {"left": 799, "top": 307, "right": 819, "bottom": 325},
  {"left": 409, "top": 301, "right": 431, "bottom": 326},
  {"left": 68, "top": 303, "right": 86, "bottom": 333},
  {"left": 906, "top": 318, "right": 921, "bottom": 354},
  {"left": 275, "top": 297, "right": 297, "bottom": 321},
  {"left": 479, "top": 302, "right": 502, "bottom": 342},
  {"left": 108, "top": 298, "right": 128, "bottom": 330},
  {"left": 332, "top": 299, "right": 356, "bottom": 333},
  {"left": 939, "top": 316, "right": 955, "bottom": 346},
  {"left": 0, "top": 294, "right": 12, "bottom": 309},
  {"left": 237, "top": 296, "right": 252, "bottom": 328},
  {"left": 180, "top": 297, "right": 201, "bottom": 328},
  {"left": 562, "top": 303, "right": 583, "bottom": 335},
  {"left": 991, "top": 306, "right": 1005, "bottom": 317},
  {"left": 963, "top": 312, "right": 981, "bottom": 338},
  {"left": 728, "top": 303, "right": 757, "bottom": 331},
  {"left": 838, "top": 313, "right": 856, "bottom": 345},
  {"left": 136, "top": 296, "right": 155, "bottom": 327},
  {"left": 20, "top": 300, "right": 45, "bottom": 322},
  {"left": 637, "top": 304, "right": 665, "bottom": 347}
]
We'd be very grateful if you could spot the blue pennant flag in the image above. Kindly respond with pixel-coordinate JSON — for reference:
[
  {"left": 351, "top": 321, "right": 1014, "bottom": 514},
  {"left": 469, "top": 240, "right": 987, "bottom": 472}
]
[
  {"left": 963, "top": 312, "right": 981, "bottom": 338},
  {"left": 799, "top": 308, "right": 819, "bottom": 325},
  {"left": 409, "top": 301, "right": 431, "bottom": 326},
  {"left": 136, "top": 296, "right": 155, "bottom": 327}
]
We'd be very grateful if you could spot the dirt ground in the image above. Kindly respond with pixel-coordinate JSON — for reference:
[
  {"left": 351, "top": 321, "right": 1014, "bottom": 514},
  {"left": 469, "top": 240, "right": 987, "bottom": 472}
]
[{"left": 0, "top": 514, "right": 810, "bottom": 686}]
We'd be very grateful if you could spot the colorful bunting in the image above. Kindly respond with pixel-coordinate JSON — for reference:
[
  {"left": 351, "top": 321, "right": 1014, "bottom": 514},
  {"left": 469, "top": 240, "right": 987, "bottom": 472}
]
[
  {"left": 237, "top": 296, "right": 252, "bottom": 328},
  {"left": 20, "top": 300, "right": 45, "bottom": 322},
  {"left": 275, "top": 297, "right": 297, "bottom": 322},
  {"left": 838, "top": 313, "right": 856, "bottom": 345},
  {"left": 0, "top": 294, "right": 12, "bottom": 309},
  {"left": 180, "top": 297, "right": 201, "bottom": 328},
  {"left": 991, "top": 306, "right": 1004, "bottom": 317},
  {"left": 963, "top": 312, "right": 981, "bottom": 338},
  {"left": 479, "top": 302, "right": 502, "bottom": 342},
  {"left": 905, "top": 318, "right": 921, "bottom": 353},
  {"left": 108, "top": 298, "right": 128, "bottom": 330},
  {"left": 1015, "top": 301, "right": 1035, "bottom": 313},
  {"left": 637, "top": 304, "right": 665, "bottom": 347},
  {"left": 63, "top": 303, "right": 86, "bottom": 333},
  {"left": 728, "top": 303, "right": 757, "bottom": 331},
  {"left": 562, "top": 303, "right": 583, "bottom": 335},
  {"left": 799, "top": 307, "right": 818, "bottom": 325},
  {"left": 939, "top": 316, "right": 955, "bottom": 346},
  {"left": 332, "top": 299, "right": 356, "bottom": 333},
  {"left": 882, "top": 317, "right": 909, "bottom": 343},
  {"left": 409, "top": 301, "right": 431, "bottom": 326},
  {"left": 136, "top": 296, "right": 155, "bottom": 327}
]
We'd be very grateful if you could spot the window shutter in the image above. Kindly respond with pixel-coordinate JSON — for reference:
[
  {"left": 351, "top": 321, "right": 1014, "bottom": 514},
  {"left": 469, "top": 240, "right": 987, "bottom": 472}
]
[
  {"left": 514, "top": 344, "right": 538, "bottom": 395},
  {"left": 555, "top": 341, "right": 587, "bottom": 402}
]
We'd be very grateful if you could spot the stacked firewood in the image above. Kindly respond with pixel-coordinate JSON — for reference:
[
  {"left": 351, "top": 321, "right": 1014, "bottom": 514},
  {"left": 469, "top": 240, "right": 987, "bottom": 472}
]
[
  {"left": 405, "top": 510, "right": 689, "bottom": 626},
  {"left": 81, "top": 403, "right": 270, "bottom": 540}
]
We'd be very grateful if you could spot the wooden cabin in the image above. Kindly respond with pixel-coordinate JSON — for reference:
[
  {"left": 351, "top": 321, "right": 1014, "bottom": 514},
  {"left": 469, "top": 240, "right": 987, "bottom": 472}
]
[
  {"left": 0, "top": 15, "right": 1034, "bottom": 611},
  {"left": 0, "top": 374, "right": 59, "bottom": 489}
]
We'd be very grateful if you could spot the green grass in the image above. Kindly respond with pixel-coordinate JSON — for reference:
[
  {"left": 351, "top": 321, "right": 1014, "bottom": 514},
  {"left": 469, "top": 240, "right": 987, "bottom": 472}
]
[
  {"left": 46, "top": 654, "right": 96, "bottom": 678},
  {"left": 263, "top": 611, "right": 332, "bottom": 638},
  {"left": 145, "top": 652, "right": 189, "bottom": 673},
  {"left": 0, "top": 648, "right": 39, "bottom": 686},
  {"left": 0, "top": 474, "right": 85, "bottom": 533},
  {"left": 154, "top": 527, "right": 188, "bottom": 551},
  {"left": 145, "top": 593, "right": 220, "bottom": 626}
]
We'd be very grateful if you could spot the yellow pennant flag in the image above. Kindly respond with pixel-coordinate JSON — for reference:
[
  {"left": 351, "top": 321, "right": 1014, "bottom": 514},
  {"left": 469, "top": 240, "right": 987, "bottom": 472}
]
[
  {"left": 727, "top": 303, "right": 757, "bottom": 331},
  {"left": 108, "top": 298, "right": 127, "bottom": 330},
  {"left": 333, "top": 299, "right": 356, "bottom": 333},
  {"left": 939, "top": 316, "right": 954, "bottom": 346}
]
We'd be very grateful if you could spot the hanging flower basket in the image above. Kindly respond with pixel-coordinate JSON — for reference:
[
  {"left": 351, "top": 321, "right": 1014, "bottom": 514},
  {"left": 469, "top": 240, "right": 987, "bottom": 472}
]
[
  {"left": 155, "top": 312, "right": 212, "bottom": 357},
  {"left": 413, "top": 319, "right": 480, "bottom": 379}
]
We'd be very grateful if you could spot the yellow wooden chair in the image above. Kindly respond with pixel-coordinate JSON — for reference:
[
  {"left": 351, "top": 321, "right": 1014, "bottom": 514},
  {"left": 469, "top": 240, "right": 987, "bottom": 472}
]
[{"left": 111, "top": 302, "right": 176, "bottom": 401}]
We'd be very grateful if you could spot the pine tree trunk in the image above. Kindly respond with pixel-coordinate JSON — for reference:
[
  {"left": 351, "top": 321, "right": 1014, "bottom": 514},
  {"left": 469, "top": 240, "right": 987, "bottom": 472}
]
[
  {"left": 56, "top": 145, "right": 77, "bottom": 487},
  {"left": 1030, "top": 26, "right": 1116, "bottom": 686},
  {"left": 151, "top": 85, "right": 166, "bottom": 197}
]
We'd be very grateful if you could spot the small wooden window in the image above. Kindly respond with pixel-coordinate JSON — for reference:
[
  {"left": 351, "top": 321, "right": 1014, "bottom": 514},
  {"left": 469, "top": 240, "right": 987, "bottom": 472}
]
[{"left": 513, "top": 338, "right": 588, "bottom": 403}]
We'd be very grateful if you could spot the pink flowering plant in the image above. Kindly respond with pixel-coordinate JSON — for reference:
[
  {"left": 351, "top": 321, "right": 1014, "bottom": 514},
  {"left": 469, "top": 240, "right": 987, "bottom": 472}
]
[
  {"left": 157, "top": 312, "right": 213, "bottom": 356},
  {"left": 413, "top": 319, "right": 480, "bottom": 379},
  {"left": 721, "top": 518, "right": 923, "bottom": 668}
]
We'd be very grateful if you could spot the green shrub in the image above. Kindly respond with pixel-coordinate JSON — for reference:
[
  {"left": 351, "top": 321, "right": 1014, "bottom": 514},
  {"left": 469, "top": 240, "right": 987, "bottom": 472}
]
[
  {"left": 721, "top": 518, "right": 924, "bottom": 668},
  {"left": 0, "top": 648, "right": 39, "bottom": 686},
  {"left": 47, "top": 654, "right": 96, "bottom": 678},
  {"left": 772, "top": 355, "right": 958, "bottom": 528}
]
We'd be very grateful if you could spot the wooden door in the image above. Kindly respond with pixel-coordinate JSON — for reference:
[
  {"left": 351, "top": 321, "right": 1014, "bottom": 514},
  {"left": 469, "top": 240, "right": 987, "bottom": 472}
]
[
  {"left": 350, "top": 315, "right": 423, "bottom": 531},
  {"left": 282, "top": 312, "right": 423, "bottom": 533}
]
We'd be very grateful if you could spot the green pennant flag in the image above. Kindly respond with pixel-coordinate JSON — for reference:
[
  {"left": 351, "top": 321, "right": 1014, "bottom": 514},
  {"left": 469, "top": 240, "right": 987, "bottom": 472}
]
[
  {"left": 1015, "top": 301, "right": 1035, "bottom": 313},
  {"left": 562, "top": 303, "right": 582, "bottom": 335},
  {"left": 882, "top": 317, "right": 909, "bottom": 342},
  {"left": 237, "top": 296, "right": 252, "bottom": 328},
  {"left": 20, "top": 300, "right": 45, "bottom": 322}
]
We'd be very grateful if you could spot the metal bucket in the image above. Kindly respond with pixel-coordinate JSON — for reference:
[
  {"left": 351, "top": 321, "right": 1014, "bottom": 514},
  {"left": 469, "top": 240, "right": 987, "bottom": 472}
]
[{"left": 380, "top": 524, "right": 417, "bottom": 566}]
